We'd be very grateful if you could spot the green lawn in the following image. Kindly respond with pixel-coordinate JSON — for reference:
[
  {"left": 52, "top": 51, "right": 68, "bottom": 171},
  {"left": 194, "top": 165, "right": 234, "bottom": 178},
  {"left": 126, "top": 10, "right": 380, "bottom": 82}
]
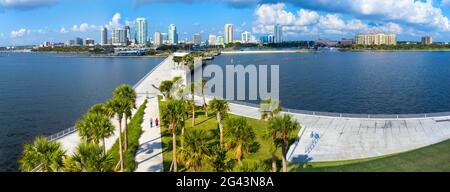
[
  {"left": 107, "top": 99, "right": 147, "bottom": 172},
  {"left": 158, "top": 98, "right": 300, "bottom": 172},
  {"left": 291, "top": 140, "right": 450, "bottom": 172}
]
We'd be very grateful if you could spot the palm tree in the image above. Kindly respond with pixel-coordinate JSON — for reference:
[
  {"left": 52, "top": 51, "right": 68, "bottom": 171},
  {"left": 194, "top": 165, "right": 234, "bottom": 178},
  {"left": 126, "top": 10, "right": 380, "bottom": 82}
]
[
  {"left": 268, "top": 114, "right": 300, "bottom": 172},
  {"left": 19, "top": 136, "right": 66, "bottom": 172},
  {"left": 88, "top": 103, "right": 114, "bottom": 118},
  {"left": 188, "top": 83, "right": 196, "bottom": 126},
  {"left": 178, "top": 129, "right": 212, "bottom": 172},
  {"left": 264, "top": 121, "right": 280, "bottom": 172},
  {"left": 208, "top": 98, "right": 229, "bottom": 148},
  {"left": 159, "top": 80, "right": 174, "bottom": 100},
  {"left": 198, "top": 79, "right": 208, "bottom": 117},
  {"left": 259, "top": 98, "right": 281, "bottom": 120},
  {"left": 173, "top": 56, "right": 183, "bottom": 67},
  {"left": 113, "top": 84, "right": 137, "bottom": 151},
  {"left": 224, "top": 118, "right": 256, "bottom": 162},
  {"left": 161, "top": 99, "right": 186, "bottom": 172},
  {"left": 106, "top": 98, "right": 127, "bottom": 172},
  {"left": 75, "top": 113, "right": 115, "bottom": 154},
  {"left": 64, "top": 142, "right": 113, "bottom": 172},
  {"left": 211, "top": 146, "right": 235, "bottom": 172}
]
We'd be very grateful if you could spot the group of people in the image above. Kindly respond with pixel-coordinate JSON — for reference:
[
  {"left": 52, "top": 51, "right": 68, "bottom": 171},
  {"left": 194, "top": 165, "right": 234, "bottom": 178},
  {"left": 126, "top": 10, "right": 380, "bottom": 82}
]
[{"left": 149, "top": 117, "right": 159, "bottom": 128}]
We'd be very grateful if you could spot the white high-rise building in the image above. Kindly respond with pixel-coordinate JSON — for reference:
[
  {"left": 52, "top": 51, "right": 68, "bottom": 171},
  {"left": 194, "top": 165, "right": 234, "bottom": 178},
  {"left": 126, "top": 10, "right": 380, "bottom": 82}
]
[
  {"left": 224, "top": 24, "right": 233, "bottom": 44},
  {"left": 216, "top": 36, "right": 224, "bottom": 45},
  {"left": 168, "top": 24, "right": 178, "bottom": 45},
  {"left": 274, "top": 24, "right": 283, "bottom": 43},
  {"left": 153, "top": 32, "right": 162, "bottom": 47},
  {"left": 208, "top": 34, "right": 216, "bottom": 45},
  {"left": 112, "top": 28, "right": 127, "bottom": 46},
  {"left": 241, "top": 31, "right": 251, "bottom": 43},
  {"left": 135, "top": 18, "right": 148, "bottom": 46},
  {"left": 100, "top": 27, "right": 108, "bottom": 45}
]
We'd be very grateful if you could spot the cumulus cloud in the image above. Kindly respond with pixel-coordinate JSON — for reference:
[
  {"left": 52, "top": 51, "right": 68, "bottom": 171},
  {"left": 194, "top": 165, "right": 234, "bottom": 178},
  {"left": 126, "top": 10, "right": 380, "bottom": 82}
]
[
  {"left": 252, "top": 3, "right": 404, "bottom": 37},
  {"left": 72, "top": 23, "right": 98, "bottom": 32},
  {"left": 0, "top": 0, "right": 59, "bottom": 10},
  {"left": 10, "top": 28, "right": 28, "bottom": 38},
  {"left": 133, "top": 0, "right": 260, "bottom": 8},
  {"left": 107, "top": 13, "right": 122, "bottom": 29}
]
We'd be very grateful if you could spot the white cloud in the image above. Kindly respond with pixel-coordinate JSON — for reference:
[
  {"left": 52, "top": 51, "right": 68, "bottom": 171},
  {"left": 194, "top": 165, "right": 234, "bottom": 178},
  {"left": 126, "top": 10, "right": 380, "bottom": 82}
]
[
  {"left": 0, "top": 0, "right": 59, "bottom": 10},
  {"left": 252, "top": 3, "right": 405, "bottom": 37},
  {"left": 10, "top": 28, "right": 28, "bottom": 38},
  {"left": 107, "top": 13, "right": 122, "bottom": 29},
  {"left": 59, "top": 27, "right": 68, "bottom": 33},
  {"left": 72, "top": 23, "right": 98, "bottom": 32}
]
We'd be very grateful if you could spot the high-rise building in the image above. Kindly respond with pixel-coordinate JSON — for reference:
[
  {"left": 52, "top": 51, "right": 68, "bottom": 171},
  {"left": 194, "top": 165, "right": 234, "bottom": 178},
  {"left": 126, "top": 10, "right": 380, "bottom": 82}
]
[
  {"left": 208, "top": 34, "right": 216, "bottom": 45},
  {"left": 101, "top": 27, "right": 108, "bottom": 45},
  {"left": 135, "top": 18, "right": 148, "bottom": 46},
  {"left": 224, "top": 24, "right": 233, "bottom": 44},
  {"left": 84, "top": 38, "right": 95, "bottom": 46},
  {"left": 421, "top": 36, "right": 433, "bottom": 45},
  {"left": 355, "top": 33, "right": 397, "bottom": 45},
  {"left": 260, "top": 35, "right": 275, "bottom": 44},
  {"left": 274, "top": 24, "right": 283, "bottom": 43},
  {"left": 241, "top": 31, "right": 251, "bottom": 44},
  {"left": 124, "top": 25, "right": 131, "bottom": 45},
  {"left": 193, "top": 33, "right": 201, "bottom": 45},
  {"left": 168, "top": 24, "right": 178, "bottom": 45},
  {"left": 75, "top": 37, "right": 83, "bottom": 46},
  {"left": 112, "top": 28, "right": 127, "bottom": 46},
  {"left": 153, "top": 31, "right": 162, "bottom": 47},
  {"left": 216, "top": 36, "right": 224, "bottom": 45}
]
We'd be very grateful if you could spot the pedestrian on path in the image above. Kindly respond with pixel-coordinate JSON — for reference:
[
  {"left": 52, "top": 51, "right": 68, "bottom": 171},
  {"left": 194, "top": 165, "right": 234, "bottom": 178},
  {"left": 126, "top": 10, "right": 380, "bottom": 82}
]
[
  {"left": 155, "top": 118, "right": 159, "bottom": 127},
  {"left": 150, "top": 117, "right": 153, "bottom": 128}
]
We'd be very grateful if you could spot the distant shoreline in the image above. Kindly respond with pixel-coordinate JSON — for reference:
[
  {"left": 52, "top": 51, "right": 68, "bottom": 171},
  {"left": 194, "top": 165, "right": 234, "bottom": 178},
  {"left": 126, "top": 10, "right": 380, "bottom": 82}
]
[
  {"left": 221, "top": 49, "right": 317, "bottom": 54},
  {"left": 57, "top": 55, "right": 167, "bottom": 58},
  {"left": 349, "top": 49, "right": 450, "bottom": 52}
]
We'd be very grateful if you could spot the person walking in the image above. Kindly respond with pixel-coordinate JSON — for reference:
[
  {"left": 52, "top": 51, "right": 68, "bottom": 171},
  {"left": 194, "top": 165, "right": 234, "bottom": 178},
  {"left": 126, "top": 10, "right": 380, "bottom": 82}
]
[
  {"left": 155, "top": 118, "right": 159, "bottom": 127},
  {"left": 150, "top": 117, "right": 153, "bottom": 128}
]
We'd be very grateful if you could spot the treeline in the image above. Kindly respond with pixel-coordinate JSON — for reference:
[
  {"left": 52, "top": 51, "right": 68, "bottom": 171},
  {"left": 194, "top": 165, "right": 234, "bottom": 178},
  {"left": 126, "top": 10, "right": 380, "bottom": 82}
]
[
  {"left": 224, "top": 41, "right": 314, "bottom": 49},
  {"left": 33, "top": 46, "right": 115, "bottom": 54},
  {"left": 351, "top": 43, "right": 450, "bottom": 50}
]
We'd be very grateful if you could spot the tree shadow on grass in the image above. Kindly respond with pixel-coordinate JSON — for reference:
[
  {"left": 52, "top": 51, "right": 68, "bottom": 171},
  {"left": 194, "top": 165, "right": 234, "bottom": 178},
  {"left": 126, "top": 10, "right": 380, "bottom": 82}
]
[{"left": 249, "top": 142, "right": 260, "bottom": 153}]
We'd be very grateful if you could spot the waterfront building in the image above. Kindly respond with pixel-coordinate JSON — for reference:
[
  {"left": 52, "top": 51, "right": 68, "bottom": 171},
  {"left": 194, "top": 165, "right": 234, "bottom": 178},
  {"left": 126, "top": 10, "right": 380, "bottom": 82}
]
[
  {"left": 42, "top": 41, "right": 51, "bottom": 47},
  {"left": 274, "top": 24, "right": 283, "bottom": 43},
  {"left": 241, "top": 31, "right": 251, "bottom": 44},
  {"left": 75, "top": 37, "right": 83, "bottom": 46},
  {"left": 355, "top": 33, "right": 397, "bottom": 45},
  {"left": 65, "top": 40, "right": 75, "bottom": 46},
  {"left": 135, "top": 18, "right": 148, "bottom": 46},
  {"left": 216, "top": 36, "right": 224, "bottom": 45},
  {"left": 112, "top": 28, "right": 127, "bottom": 46},
  {"left": 125, "top": 25, "right": 132, "bottom": 45},
  {"left": 208, "top": 34, "right": 216, "bottom": 45},
  {"left": 422, "top": 36, "right": 433, "bottom": 45},
  {"left": 168, "top": 24, "right": 178, "bottom": 45},
  {"left": 260, "top": 35, "right": 274, "bottom": 44},
  {"left": 84, "top": 38, "right": 95, "bottom": 46},
  {"left": 101, "top": 27, "right": 108, "bottom": 45},
  {"left": 153, "top": 32, "right": 162, "bottom": 47},
  {"left": 193, "top": 33, "right": 201, "bottom": 45},
  {"left": 224, "top": 24, "right": 233, "bottom": 44}
]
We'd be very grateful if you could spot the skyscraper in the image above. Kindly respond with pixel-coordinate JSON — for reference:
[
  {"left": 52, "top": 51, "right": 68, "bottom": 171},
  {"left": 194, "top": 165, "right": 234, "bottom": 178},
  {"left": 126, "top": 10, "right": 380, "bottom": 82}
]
[
  {"left": 153, "top": 31, "right": 162, "bottom": 47},
  {"left": 193, "top": 33, "right": 201, "bottom": 45},
  {"left": 101, "top": 27, "right": 108, "bottom": 45},
  {"left": 241, "top": 31, "right": 251, "bottom": 44},
  {"left": 112, "top": 28, "right": 127, "bottom": 46},
  {"left": 135, "top": 18, "right": 148, "bottom": 46},
  {"left": 124, "top": 25, "right": 131, "bottom": 45},
  {"left": 274, "top": 24, "right": 283, "bottom": 43},
  {"left": 208, "top": 34, "right": 216, "bottom": 45},
  {"left": 224, "top": 24, "right": 233, "bottom": 44},
  {"left": 216, "top": 36, "right": 224, "bottom": 45},
  {"left": 168, "top": 24, "right": 178, "bottom": 45}
]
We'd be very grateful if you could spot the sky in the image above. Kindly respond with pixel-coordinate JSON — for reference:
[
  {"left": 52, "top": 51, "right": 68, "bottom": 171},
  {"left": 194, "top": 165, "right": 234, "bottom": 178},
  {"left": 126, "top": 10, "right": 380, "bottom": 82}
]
[{"left": 2, "top": 0, "right": 450, "bottom": 46}]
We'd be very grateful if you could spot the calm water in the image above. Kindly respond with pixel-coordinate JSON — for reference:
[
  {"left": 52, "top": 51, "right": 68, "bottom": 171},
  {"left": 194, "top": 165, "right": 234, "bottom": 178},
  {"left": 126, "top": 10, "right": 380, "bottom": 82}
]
[
  {"left": 207, "top": 51, "right": 450, "bottom": 114},
  {"left": 0, "top": 53, "right": 163, "bottom": 171},
  {"left": 2, "top": 51, "right": 450, "bottom": 171}
]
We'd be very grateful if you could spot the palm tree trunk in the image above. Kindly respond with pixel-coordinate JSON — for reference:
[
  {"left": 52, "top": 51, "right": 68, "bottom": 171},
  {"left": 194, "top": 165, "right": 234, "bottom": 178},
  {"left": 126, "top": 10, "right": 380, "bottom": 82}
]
[
  {"left": 237, "top": 144, "right": 242, "bottom": 162},
  {"left": 102, "top": 137, "right": 107, "bottom": 155},
  {"left": 192, "top": 105, "right": 195, "bottom": 127},
  {"left": 118, "top": 118, "right": 124, "bottom": 172},
  {"left": 172, "top": 126, "right": 178, "bottom": 172},
  {"left": 272, "top": 139, "right": 277, "bottom": 172},
  {"left": 123, "top": 113, "right": 128, "bottom": 151},
  {"left": 218, "top": 112, "right": 223, "bottom": 148},
  {"left": 202, "top": 92, "right": 207, "bottom": 117},
  {"left": 281, "top": 142, "right": 287, "bottom": 172}
]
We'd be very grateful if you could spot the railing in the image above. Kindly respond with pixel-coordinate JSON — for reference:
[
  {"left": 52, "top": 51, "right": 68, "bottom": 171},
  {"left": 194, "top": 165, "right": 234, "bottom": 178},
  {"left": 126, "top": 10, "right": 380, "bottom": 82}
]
[
  {"left": 133, "top": 55, "right": 172, "bottom": 89},
  {"left": 224, "top": 99, "right": 450, "bottom": 119},
  {"left": 47, "top": 126, "right": 76, "bottom": 141}
]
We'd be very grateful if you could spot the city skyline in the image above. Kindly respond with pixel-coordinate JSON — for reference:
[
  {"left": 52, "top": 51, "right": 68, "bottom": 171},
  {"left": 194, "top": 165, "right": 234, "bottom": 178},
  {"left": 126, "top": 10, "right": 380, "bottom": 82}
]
[{"left": 3, "top": 0, "right": 450, "bottom": 46}]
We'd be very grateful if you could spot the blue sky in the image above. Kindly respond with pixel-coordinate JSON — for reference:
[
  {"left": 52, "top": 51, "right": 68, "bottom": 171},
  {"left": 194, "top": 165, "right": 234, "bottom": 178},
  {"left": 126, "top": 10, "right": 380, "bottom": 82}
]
[{"left": 2, "top": 0, "right": 450, "bottom": 46}]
